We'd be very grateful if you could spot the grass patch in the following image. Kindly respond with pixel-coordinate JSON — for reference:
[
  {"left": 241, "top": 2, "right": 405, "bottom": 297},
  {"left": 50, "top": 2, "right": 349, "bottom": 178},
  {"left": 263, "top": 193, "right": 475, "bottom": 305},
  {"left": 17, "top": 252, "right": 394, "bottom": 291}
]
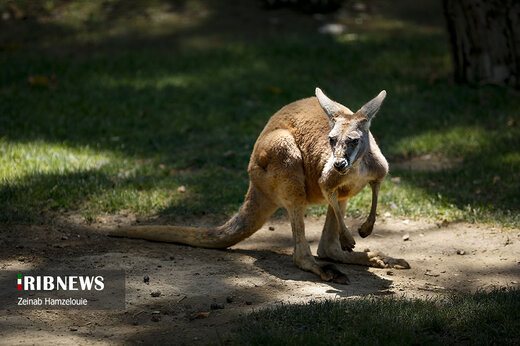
[
  {"left": 0, "top": 0, "right": 519, "bottom": 226},
  {"left": 227, "top": 289, "right": 520, "bottom": 345}
]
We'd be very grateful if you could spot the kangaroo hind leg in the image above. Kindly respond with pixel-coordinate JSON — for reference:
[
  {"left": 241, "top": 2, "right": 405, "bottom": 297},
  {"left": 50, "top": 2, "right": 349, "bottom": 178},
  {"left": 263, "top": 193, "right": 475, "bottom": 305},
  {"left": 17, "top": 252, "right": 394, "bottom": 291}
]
[{"left": 287, "top": 205, "right": 349, "bottom": 284}]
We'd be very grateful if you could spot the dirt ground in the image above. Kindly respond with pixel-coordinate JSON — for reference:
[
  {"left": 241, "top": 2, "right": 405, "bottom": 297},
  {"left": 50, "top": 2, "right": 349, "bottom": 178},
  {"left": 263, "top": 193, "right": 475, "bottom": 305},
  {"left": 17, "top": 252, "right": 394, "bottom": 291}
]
[{"left": 0, "top": 214, "right": 519, "bottom": 345}]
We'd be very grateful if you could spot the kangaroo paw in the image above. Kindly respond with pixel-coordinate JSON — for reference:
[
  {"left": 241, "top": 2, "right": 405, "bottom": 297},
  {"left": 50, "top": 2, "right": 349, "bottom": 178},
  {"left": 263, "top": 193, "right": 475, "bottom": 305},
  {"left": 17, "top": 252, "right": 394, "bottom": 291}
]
[
  {"left": 368, "top": 252, "right": 410, "bottom": 269},
  {"left": 320, "top": 264, "right": 350, "bottom": 284},
  {"left": 358, "top": 221, "right": 374, "bottom": 238}
]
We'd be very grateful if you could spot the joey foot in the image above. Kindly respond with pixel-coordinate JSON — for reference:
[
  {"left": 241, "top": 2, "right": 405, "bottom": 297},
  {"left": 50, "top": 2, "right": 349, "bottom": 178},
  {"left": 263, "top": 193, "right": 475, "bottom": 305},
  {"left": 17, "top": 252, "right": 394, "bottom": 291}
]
[
  {"left": 358, "top": 221, "right": 374, "bottom": 238},
  {"left": 319, "top": 263, "right": 350, "bottom": 284}
]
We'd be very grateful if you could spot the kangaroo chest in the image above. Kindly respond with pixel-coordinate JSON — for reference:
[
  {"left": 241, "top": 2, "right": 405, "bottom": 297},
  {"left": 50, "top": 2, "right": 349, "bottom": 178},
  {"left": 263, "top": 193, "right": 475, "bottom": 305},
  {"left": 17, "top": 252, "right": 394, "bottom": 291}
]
[{"left": 305, "top": 159, "right": 373, "bottom": 205}]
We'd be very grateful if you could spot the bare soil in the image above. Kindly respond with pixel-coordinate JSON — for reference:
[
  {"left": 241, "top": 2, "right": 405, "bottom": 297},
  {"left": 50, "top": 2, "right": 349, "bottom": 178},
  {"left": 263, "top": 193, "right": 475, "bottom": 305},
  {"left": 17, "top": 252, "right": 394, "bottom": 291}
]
[{"left": 0, "top": 215, "right": 518, "bottom": 345}]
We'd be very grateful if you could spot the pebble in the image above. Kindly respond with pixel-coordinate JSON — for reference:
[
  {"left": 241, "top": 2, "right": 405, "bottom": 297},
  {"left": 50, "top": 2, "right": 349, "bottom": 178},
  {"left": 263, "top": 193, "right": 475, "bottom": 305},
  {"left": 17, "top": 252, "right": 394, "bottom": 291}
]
[
  {"left": 456, "top": 250, "right": 465, "bottom": 255},
  {"left": 151, "top": 315, "right": 161, "bottom": 322},
  {"left": 402, "top": 234, "right": 410, "bottom": 241},
  {"left": 210, "top": 303, "right": 224, "bottom": 310},
  {"left": 143, "top": 276, "right": 150, "bottom": 284},
  {"left": 151, "top": 291, "right": 161, "bottom": 297},
  {"left": 268, "top": 226, "right": 275, "bottom": 231}
]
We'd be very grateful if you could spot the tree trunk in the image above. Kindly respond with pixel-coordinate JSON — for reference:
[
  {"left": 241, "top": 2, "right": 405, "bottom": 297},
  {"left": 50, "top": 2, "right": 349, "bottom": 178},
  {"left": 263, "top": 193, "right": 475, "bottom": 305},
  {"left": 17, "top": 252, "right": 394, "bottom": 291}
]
[{"left": 443, "top": 0, "right": 520, "bottom": 87}]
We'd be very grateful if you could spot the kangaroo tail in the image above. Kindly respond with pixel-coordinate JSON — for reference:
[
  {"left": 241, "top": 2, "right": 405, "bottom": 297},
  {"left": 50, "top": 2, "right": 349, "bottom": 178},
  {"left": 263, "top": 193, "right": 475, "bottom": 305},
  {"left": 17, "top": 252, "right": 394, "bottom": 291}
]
[{"left": 108, "top": 184, "right": 278, "bottom": 249}]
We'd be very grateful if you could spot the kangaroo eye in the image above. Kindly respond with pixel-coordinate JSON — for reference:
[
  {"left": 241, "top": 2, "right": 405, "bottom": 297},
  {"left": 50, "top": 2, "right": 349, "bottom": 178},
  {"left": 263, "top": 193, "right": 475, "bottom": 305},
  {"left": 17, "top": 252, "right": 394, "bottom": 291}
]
[
  {"left": 350, "top": 138, "right": 359, "bottom": 146},
  {"left": 329, "top": 137, "right": 336, "bottom": 146}
]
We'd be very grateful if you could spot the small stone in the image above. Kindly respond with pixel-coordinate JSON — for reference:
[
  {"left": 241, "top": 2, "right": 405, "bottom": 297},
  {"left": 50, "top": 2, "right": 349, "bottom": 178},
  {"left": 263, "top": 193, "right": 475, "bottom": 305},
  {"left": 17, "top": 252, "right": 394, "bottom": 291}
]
[
  {"left": 318, "top": 23, "right": 346, "bottom": 35},
  {"left": 151, "top": 315, "right": 161, "bottom": 322},
  {"left": 386, "top": 271, "right": 394, "bottom": 276},
  {"left": 245, "top": 301, "right": 252, "bottom": 305},
  {"left": 151, "top": 291, "right": 161, "bottom": 297},
  {"left": 70, "top": 327, "right": 78, "bottom": 331},
  {"left": 210, "top": 303, "right": 224, "bottom": 310},
  {"left": 61, "top": 236, "right": 68, "bottom": 240},
  {"left": 143, "top": 276, "right": 150, "bottom": 284},
  {"left": 402, "top": 234, "right": 410, "bottom": 241},
  {"left": 456, "top": 250, "right": 465, "bottom": 255},
  {"left": 226, "top": 296, "right": 234, "bottom": 303},
  {"left": 223, "top": 150, "right": 235, "bottom": 158},
  {"left": 268, "top": 226, "right": 275, "bottom": 231}
]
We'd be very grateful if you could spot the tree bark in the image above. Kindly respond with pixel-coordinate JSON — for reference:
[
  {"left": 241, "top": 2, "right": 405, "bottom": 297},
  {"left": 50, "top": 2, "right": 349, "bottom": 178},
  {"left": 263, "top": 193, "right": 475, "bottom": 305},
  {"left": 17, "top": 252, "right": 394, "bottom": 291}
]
[{"left": 443, "top": 0, "right": 520, "bottom": 87}]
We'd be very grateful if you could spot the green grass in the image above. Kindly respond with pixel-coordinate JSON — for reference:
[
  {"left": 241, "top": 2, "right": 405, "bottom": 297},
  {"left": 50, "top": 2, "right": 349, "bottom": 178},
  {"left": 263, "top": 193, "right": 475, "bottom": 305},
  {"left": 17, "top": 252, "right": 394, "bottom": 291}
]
[
  {"left": 0, "top": 0, "right": 519, "bottom": 226},
  {"left": 227, "top": 289, "right": 520, "bottom": 345}
]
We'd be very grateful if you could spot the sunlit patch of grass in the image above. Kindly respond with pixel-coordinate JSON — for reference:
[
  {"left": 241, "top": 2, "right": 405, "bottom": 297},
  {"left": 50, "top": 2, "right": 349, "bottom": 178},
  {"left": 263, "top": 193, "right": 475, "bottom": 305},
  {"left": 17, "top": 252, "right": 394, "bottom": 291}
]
[
  {"left": 391, "top": 126, "right": 489, "bottom": 158},
  {"left": 0, "top": 139, "right": 110, "bottom": 182}
]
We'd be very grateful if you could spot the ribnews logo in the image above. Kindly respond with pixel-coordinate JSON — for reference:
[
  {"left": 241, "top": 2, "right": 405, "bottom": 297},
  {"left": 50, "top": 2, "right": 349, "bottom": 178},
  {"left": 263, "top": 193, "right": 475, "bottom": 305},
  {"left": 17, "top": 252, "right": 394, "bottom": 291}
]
[
  {"left": 16, "top": 273, "right": 105, "bottom": 291},
  {"left": 1, "top": 270, "right": 125, "bottom": 310}
]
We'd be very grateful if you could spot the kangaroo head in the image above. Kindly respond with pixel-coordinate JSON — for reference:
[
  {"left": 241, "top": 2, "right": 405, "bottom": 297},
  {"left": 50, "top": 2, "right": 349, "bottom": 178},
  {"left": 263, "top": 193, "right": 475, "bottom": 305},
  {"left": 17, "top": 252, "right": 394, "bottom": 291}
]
[{"left": 315, "top": 87, "right": 386, "bottom": 174}]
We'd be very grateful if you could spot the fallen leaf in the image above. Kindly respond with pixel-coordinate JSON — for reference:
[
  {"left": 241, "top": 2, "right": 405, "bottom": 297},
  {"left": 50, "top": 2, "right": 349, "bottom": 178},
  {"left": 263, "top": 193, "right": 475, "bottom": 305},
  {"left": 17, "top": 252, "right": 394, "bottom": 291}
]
[
  {"left": 28, "top": 75, "right": 48, "bottom": 87},
  {"left": 195, "top": 312, "right": 210, "bottom": 319},
  {"left": 267, "top": 86, "right": 282, "bottom": 94}
]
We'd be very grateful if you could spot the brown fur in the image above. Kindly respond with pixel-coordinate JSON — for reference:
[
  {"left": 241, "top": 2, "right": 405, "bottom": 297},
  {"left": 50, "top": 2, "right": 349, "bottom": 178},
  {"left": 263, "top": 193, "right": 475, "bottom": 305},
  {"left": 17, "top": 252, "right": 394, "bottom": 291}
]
[{"left": 110, "top": 88, "right": 409, "bottom": 283}]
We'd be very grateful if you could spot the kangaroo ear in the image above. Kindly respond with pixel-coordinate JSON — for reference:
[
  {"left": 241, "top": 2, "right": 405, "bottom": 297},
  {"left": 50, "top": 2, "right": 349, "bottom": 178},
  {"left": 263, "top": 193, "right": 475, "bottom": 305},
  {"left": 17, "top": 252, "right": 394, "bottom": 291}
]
[
  {"left": 358, "top": 90, "right": 386, "bottom": 123},
  {"left": 315, "top": 87, "right": 342, "bottom": 125}
]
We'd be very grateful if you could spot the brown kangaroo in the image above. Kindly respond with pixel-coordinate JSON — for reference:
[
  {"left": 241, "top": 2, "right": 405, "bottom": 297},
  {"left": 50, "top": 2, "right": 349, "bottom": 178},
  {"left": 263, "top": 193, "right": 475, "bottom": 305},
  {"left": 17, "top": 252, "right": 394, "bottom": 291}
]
[{"left": 110, "top": 88, "right": 410, "bottom": 283}]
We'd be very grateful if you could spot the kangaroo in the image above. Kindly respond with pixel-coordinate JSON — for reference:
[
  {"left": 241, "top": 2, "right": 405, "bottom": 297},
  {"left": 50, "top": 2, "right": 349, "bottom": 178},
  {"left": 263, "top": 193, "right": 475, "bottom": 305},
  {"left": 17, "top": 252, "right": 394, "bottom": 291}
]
[{"left": 110, "top": 88, "right": 410, "bottom": 283}]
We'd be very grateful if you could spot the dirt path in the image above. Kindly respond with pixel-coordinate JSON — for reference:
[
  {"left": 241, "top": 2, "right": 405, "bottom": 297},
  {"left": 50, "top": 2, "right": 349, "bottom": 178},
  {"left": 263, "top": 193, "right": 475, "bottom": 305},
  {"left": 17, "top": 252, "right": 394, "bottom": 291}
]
[{"left": 0, "top": 216, "right": 518, "bottom": 345}]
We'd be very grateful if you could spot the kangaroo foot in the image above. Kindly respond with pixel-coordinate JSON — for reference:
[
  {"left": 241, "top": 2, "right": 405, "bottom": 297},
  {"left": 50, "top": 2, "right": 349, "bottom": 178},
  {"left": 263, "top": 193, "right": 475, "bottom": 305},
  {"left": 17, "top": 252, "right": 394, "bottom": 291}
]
[
  {"left": 364, "top": 250, "right": 410, "bottom": 269},
  {"left": 320, "top": 245, "right": 410, "bottom": 269}
]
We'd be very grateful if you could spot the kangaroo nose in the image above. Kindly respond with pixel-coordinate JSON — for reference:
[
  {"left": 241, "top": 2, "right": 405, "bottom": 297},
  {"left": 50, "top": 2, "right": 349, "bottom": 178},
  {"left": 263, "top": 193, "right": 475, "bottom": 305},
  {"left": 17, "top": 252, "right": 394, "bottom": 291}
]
[{"left": 334, "top": 159, "right": 348, "bottom": 171}]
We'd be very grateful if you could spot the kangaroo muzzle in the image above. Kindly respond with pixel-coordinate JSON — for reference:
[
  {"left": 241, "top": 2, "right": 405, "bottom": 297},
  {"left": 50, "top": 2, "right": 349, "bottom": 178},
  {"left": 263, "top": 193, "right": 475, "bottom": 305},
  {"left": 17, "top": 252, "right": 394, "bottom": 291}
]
[{"left": 333, "top": 158, "right": 349, "bottom": 173}]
